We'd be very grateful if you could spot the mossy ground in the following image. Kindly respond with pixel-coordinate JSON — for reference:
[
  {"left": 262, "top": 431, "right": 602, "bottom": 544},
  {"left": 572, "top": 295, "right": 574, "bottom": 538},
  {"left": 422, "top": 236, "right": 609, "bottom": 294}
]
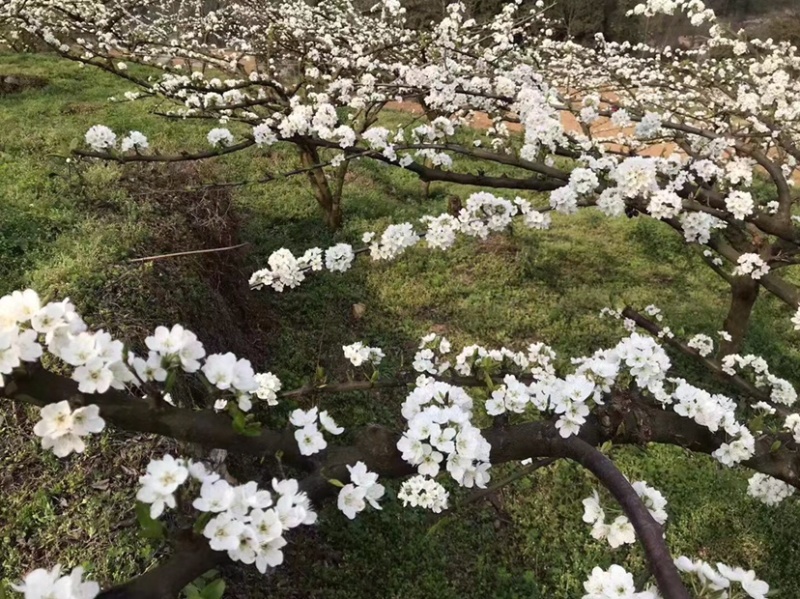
[{"left": 2, "top": 53, "right": 800, "bottom": 598}]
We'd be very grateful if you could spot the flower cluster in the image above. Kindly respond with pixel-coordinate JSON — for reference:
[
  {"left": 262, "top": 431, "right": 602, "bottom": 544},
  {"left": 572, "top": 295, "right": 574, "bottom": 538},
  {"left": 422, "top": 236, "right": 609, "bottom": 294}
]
[
  {"left": 84, "top": 125, "right": 116, "bottom": 151},
  {"left": 675, "top": 556, "right": 769, "bottom": 599},
  {"left": 747, "top": 473, "right": 796, "bottom": 506},
  {"left": 582, "top": 564, "right": 660, "bottom": 599},
  {"left": 290, "top": 407, "right": 344, "bottom": 455},
  {"left": 254, "top": 372, "right": 282, "bottom": 406},
  {"left": 687, "top": 334, "right": 714, "bottom": 357},
  {"left": 342, "top": 341, "right": 385, "bottom": 367},
  {"left": 669, "top": 379, "right": 756, "bottom": 465},
  {"left": 252, "top": 192, "right": 551, "bottom": 292},
  {"left": 325, "top": 243, "right": 355, "bottom": 272},
  {"left": 398, "top": 378, "right": 491, "bottom": 489},
  {"left": 207, "top": 127, "right": 234, "bottom": 147},
  {"left": 397, "top": 474, "right": 449, "bottom": 513},
  {"left": 733, "top": 254, "right": 770, "bottom": 280},
  {"left": 581, "top": 481, "right": 668, "bottom": 548},
  {"left": 33, "top": 402, "right": 105, "bottom": 458},
  {"left": 136, "top": 454, "right": 189, "bottom": 518},
  {"left": 1, "top": 289, "right": 284, "bottom": 456},
  {"left": 11, "top": 565, "right": 99, "bottom": 599},
  {"left": 120, "top": 131, "right": 148, "bottom": 152},
  {"left": 720, "top": 353, "right": 797, "bottom": 406},
  {"left": 135, "top": 455, "right": 315, "bottom": 573},
  {"left": 337, "top": 462, "right": 385, "bottom": 519},
  {"left": 725, "top": 191, "right": 755, "bottom": 220},
  {"left": 412, "top": 333, "right": 452, "bottom": 375}
]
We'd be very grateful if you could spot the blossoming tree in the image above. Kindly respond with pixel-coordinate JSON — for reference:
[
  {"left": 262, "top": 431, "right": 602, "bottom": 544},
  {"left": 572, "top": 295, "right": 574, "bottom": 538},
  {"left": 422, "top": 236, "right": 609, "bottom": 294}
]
[{"left": 3, "top": 0, "right": 800, "bottom": 598}]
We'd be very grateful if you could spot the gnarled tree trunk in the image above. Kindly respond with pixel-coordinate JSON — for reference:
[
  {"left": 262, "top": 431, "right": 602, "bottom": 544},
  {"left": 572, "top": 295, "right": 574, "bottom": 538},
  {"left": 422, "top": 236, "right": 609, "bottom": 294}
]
[{"left": 719, "top": 276, "right": 760, "bottom": 356}]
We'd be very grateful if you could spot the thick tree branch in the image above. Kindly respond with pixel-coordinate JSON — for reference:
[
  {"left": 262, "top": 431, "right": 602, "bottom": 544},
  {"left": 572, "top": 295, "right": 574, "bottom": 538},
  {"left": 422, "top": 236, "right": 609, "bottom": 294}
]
[
  {"left": 557, "top": 437, "right": 690, "bottom": 599},
  {"left": 97, "top": 534, "right": 223, "bottom": 599}
]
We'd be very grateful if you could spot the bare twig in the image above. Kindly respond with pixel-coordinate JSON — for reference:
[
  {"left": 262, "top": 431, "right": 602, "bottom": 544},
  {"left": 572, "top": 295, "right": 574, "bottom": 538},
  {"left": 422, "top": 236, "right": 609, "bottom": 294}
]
[{"left": 127, "top": 243, "right": 250, "bottom": 264}]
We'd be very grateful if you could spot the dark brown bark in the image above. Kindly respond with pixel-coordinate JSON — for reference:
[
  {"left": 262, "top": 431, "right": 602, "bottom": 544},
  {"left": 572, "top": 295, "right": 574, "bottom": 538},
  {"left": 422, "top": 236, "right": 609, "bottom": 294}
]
[
  {"left": 11, "top": 364, "right": 800, "bottom": 599},
  {"left": 299, "top": 144, "right": 342, "bottom": 230},
  {"left": 558, "top": 437, "right": 690, "bottom": 599},
  {"left": 97, "top": 535, "right": 223, "bottom": 599},
  {"left": 720, "top": 276, "right": 760, "bottom": 356},
  {"left": 7, "top": 365, "right": 800, "bottom": 487}
]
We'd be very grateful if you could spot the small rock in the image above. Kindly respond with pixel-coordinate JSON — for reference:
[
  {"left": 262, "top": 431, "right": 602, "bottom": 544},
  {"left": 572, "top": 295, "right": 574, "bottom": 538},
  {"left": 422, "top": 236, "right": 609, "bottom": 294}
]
[{"left": 352, "top": 303, "right": 366, "bottom": 320}]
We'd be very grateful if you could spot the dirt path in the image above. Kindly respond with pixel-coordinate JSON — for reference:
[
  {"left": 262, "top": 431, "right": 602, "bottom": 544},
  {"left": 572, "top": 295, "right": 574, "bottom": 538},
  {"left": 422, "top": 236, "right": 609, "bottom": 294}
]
[{"left": 384, "top": 100, "right": 676, "bottom": 158}]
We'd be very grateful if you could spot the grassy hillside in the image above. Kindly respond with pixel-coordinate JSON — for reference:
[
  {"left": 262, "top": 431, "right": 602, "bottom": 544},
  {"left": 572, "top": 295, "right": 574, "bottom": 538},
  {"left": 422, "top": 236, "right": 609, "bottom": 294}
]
[{"left": 2, "top": 53, "right": 800, "bottom": 598}]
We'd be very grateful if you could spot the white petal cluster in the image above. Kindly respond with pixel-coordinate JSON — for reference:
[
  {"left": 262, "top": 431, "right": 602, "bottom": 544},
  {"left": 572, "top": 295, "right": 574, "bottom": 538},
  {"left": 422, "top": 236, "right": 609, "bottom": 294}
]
[
  {"left": 33, "top": 402, "right": 105, "bottom": 458},
  {"left": 675, "top": 556, "right": 769, "bottom": 599},
  {"left": 412, "top": 333, "right": 452, "bottom": 375},
  {"left": 252, "top": 192, "right": 554, "bottom": 293},
  {"left": 368, "top": 222, "right": 420, "bottom": 260},
  {"left": 680, "top": 212, "right": 726, "bottom": 244},
  {"left": 337, "top": 461, "right": 385, "bottom": 519},
  {"left": 0, "top": 290, "right": 44, "bottom": 383},
  {"left": 249, "top": 248, "right": 308, "bottom": 292},
  {"left": 398, "top": 376, "right": 491, "bottom": 488},
  {"left": 0, "top": 290, "right": 135, "bottom": 456},
  {"left": 582, "top": 564, "right": 660, "bottom": 599},
  {"left": 2, "top": 289, "right": 289, "bottom": 456},
  {"left": 253, "top": 122, "right": 277, "bottom": 147},
  {"left": 581, "top": 481, "right": 667, "bottom": 548},
  {"left": 140, "top": 323, "right": 206, "bottom": 376},
  {"left": 84, "top": 125, "right": 116, "bottom": 151},
  {"left": 120, "top": 131, "right": 148, "bottom": 152},
  {"left": 792, "top": 306, "right": 800, "bottom": 331},
  {"left": 207, "top": 127, "right": 234, "bottom": 147},
  {"left": 733, "top": 253, "right": 769, "bottom": 280},
  {"left": 135, "top": 455, "right": 314, "bottom": 574},
  {"left": 201, "top": 352, "right": 259, "bottom": 410},
  {"left": 784, "top": 413, "right": 800, "bottom": 442},
  {"left": 290, "top": 406, "right": 344, "bottom": 456},
  {"left": 611, "top": 157, "right": 659, "bottom": 198},
  {"left": 687, "top": 334, "right": 714, "bottom": 357},
  {"left": 324, "top": 243, "right": 355, "bottom": 272},
  {"left": 397, "top": 474, "right": 449, "bottom": 513},
  {"left": 647, "top": 189, "right": 682, "bottom": 220},
  {"left": 747, "top": 473, "right": 795, "bottom": 506},
  {"left": 11, "top": 565, "right": 99, "bottom": 599},
  {"left": 342, "top": 341, "right": 384, "bottom": 367},
  {"left": 725, "top": 191, "right": 755, "bottom": 220},
  {"left": 199, "top": 477, "right": 316, "bottom": 573},
  {"left": 136, "top": 454, "right": 189, "bottom": 518},
  {"left": 254, "top": 372, "right": 282, "bottom": 406},
  {"left": 720, "top": 353, "right": 797, "bottom": 406}
]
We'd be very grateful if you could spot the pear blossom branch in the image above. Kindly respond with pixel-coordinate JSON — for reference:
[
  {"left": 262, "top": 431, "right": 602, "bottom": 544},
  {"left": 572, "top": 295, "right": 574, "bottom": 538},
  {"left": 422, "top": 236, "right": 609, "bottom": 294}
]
[
  {"left": 73, "top": 139, "right": 256, "bottom": 163},
  {"left": 620, "top": 306, "right": 777, "bottom": 408}
]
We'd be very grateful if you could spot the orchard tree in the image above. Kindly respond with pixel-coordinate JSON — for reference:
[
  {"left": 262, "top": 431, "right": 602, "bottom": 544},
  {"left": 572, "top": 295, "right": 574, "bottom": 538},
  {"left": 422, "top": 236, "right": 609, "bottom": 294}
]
[
  {"left": 4, "top": 0, "right": 800, "bottom": 351},
  {"left": 3, "top": 0, "right": 800, "bottom": 598}
]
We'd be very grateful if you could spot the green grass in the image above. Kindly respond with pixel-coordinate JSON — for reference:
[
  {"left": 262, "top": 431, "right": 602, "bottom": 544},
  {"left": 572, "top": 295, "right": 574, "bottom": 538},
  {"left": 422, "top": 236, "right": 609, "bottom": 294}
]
[{"left": 2, "top": 52, "right": 800, "bottom": 598}]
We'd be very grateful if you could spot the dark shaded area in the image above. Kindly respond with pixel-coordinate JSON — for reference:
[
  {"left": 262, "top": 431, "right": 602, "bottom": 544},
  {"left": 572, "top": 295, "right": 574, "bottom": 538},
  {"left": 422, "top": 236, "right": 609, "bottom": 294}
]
[{"left": 0, "top": 73, "right": 47, "bottom": 94}]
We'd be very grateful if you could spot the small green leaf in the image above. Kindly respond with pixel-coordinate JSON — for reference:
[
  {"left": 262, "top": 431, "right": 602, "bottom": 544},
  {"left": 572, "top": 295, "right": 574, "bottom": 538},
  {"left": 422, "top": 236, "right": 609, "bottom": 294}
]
[
  {"left": 164, "top": 369, "right": 177, "bottom": 394},
  {"left": 193, "top": 512, "right": 214, "bottom": 534},
  {"left": 135, "top": 502, "right": 165, "bottom": 540},
  {"left": 370, "top": 369, "right": 380, "bottom": 383},
  {"left": 771, "top": 440, "right": 782, "bottom": 453},
  {"left": 183, "top": 584, "right": 200, "bottom": 599},
  {"left": 243, "top": 420, "right": 262, "bottom": 437},
  {"left": 328, "top": 478, "right": 345, "bottom": 488},
  {"left": 200, "top": 579, "right": 225, "bottom": 599},
  {"left": 750, "top": 415, "right": 765, "bottom": 432},
  {"left": 425, "top": 515, "right": 452, "bottom": 537}
]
